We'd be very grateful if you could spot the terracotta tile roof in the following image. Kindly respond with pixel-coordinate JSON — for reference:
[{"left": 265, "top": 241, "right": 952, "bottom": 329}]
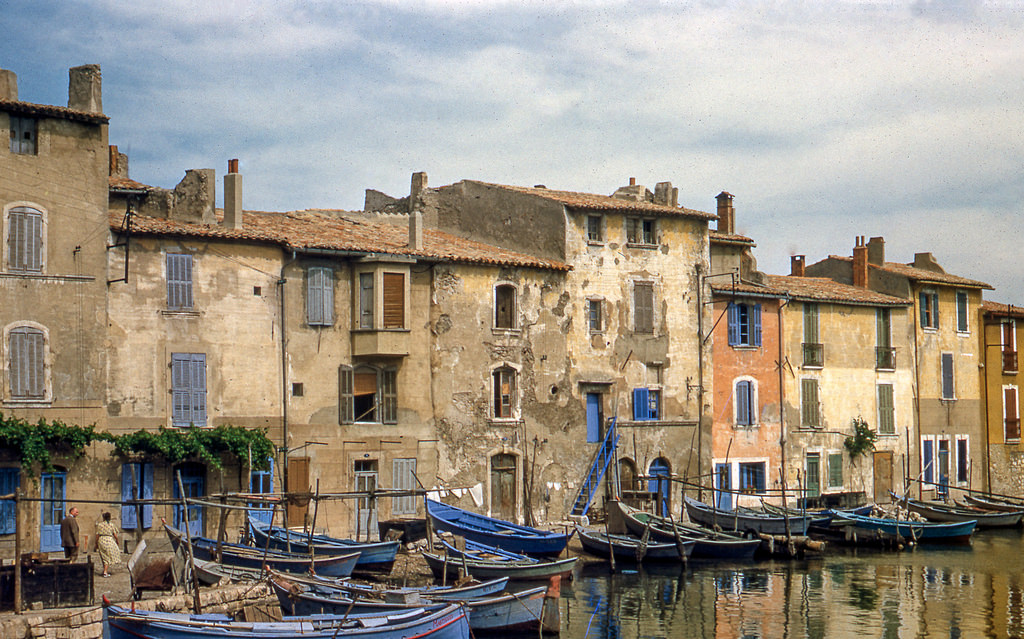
[
  {"left": 470, "top": 181, "right": 717, "bottom": 221},
  {"left": 709, "top": 230, "right": 755, "bottom": 245},
  {"left": 712, "top": 276, "right": 911, "bottom": 307},
  {"left": 111, "top": 209, "right": 570, "bottom": 272},
  {"left": 824, "top": 256, "right": 992, "bottom": 289},
  {"left": 982, "top": 301, "right": 1024, "bottom": 319},
  {"left": 109, "top": 176, "right": 152, "bottom": 192},
  {"left": 0, "top": 98, "right": 108, "bottom": 124}
]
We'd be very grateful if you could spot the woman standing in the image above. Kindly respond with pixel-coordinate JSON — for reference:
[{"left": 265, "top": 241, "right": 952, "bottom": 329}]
[{"left": 96, "top": 512, "right": 121, "bottom": 577}]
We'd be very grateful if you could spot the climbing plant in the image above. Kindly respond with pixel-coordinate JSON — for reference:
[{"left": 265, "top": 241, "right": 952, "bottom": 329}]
[
  {"left": 844, "top": 416, "right": 877, "bottom": 460},
  {"left": 111, "top": 425, "right": 274, "bottom": 470},
  {"left": 0, "top": 412, "right": 114, "bottom": 474}
]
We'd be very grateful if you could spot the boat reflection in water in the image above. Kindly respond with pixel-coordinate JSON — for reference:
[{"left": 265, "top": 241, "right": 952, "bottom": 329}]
[{"left": 555, "top": 529, "right": 1024, "bottom": 638}]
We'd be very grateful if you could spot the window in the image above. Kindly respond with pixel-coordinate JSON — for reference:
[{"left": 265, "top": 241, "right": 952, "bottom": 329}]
[
  {"left": 8, "top": 326, "right": 45, "bottom": 400},
  {"left": 735, "top": 380, "right": 756, "bottom": 426},
  {"left": 392, "top": 458, "right": 417, "bottom": 516},
  {"left": 248, "top": 458, "right": 275, "bottom": 525},
  {"left": 626, "top": 217, "right": 655, "bottom": 245},
  {"left": 1002, "top": 321, "right": 1018, "bottom": 373},
  {"left": 306, "top": 267, "right": 334, "bottom": 326},
  {"left": 876, "top": 308, "right": 895, "bottom": 370},
  {"left": 0, "top": 468, "right": 19, "bottom": 534},
  {"left": 801, "top": 378, "right": 820, "bottom": 428},
  {"left": 920, "top": 291, "right": 939, "bottom": 329},
  {"left": 922, "top": 438, "right": 934, "bottom": 485},
  {"left": 738, "top": 462, "right": 766, "bottom": 493},
  {"left": 956, "top": 291, "right": 969, "bottom": 333},
  {"left": 121, "top": 462, "right": 154, "bottom": 529},
  {"left": 877, "top": 384, "right": 895, "bottom": 435},
  {"left": 827, "top": 453, "right": 843, "bottom": 489},
  {"left": 632, "top": 387, "right": 660, "bottom": 421},
  {"left": 353, "top": 273, "right": 371, "bottom": 328},
  {"left": 9, "top": 116, "right": 37, "bottom": 155},
  {"left": 633, "top": 282, "right": 654, "bottom": 333},
  {"left": 588, "top": 299, "right": 603, "bottom": 332},
  {"left": 339, "top": 364, "right": 398, "bottom": 424},
  {"left": 495, "top": 284, "right": 516, "bottom": 329},
  {"left": 941, "top": 353, "right": 955, "bottom": 400},
  {"left": 586, "top": 215, "right": 603, "bottom": 242},
  {"left": 383, "top": 273, "right": 405, "bottom": 329},
  {"left": 956, "top": 437, "right": 969, "bottom": 483},
  {"left": 166, "top": 253, "right": 193, "bottom": 310},
  {"left": 492, "top": 366, "right": 518, "bottom": 419},
  {"left": 1005, "top": 386, "right": 1020, "bottom": 442},
  {"left": 727, "top": 302, "right": 762, "bottom": 347},
  {"left": 171, "top": 353, "right": 206, "bottom": 427},
  {"left": 802, "top": 303, "right": 822, "bottom": 367},
  {"left": 6, "top": 206, "right": 43, "bottom": 273}
]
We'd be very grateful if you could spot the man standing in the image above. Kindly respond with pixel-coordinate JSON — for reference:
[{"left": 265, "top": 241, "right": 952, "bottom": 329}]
[{"left": 60, "top": 506, "right": 79, "bottom": 561}]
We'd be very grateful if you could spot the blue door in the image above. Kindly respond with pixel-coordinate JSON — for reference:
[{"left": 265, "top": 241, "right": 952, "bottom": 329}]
[
  {"left": 248, "top": 458, "right": 275, "bottom": 526},
  {"left": 714, "top": 463, "right": 732, "bottom": 511},
  {"left": 648, "top": 458, "right": 671, "bottom": 517},
  {"left": 40, "top": 471, "right": 66, "bottom": 552},
  {"left": 586, "top": 393, "right": 602, "bottom": 443},
  {"left": 173, "top": 463, "right": 205, "bottom": 537}
]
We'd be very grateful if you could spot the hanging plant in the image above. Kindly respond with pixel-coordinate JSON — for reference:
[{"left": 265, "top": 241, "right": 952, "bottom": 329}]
[
  {"left": 844, "top": 417, "right": 877, "bottom": 460},
  {"left": 0, "top": 412, "right": 115, "bottom": 474},
  {"left": 112, "top": 425, "right": 274, "bottom": 470}
]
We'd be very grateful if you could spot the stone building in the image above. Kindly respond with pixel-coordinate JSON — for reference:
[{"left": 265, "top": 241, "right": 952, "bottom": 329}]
[
  {"left": 806, "top": 236, "right": 992, "bottom": 500},
  {"left": 980, "top": 301, "right": 1024, "bottom": 495},
  {"left": 0, "top": 65, "right": 110, "bottom": 554},
  {"left": 368, "top": 175, "right": 716, "bottom": 519}
]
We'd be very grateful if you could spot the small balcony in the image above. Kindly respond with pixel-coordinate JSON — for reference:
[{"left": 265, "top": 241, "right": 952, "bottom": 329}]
[
  {"left": 351, "top": 329, "right": 410, "bottom": 357},
  {"left": 802, "top": 343, "right": 824, "bottom": 368},
  {"left": 1003, "top": 350, "right": 1018, "bottom": 374},
  {"left": 875, "top": 346, "right": 896, "bottom": 371}
]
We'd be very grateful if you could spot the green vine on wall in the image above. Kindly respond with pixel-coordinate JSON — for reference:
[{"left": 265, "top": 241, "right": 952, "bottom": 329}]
[
  {"left": 844, "top": 416, "right": 878, "bottom": 460},
  {"left": 0, "top": 413, "right": 273, "bottom": 473}
]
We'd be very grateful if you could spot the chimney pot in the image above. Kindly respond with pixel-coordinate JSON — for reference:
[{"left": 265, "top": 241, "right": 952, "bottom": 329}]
[
  {"left": 715, "top": 191, "right": 735, "bottom": 235},
  {"left": 791, "top": 255, "right": 805, "bottom": 277},
  {"left": 852, "top": 236, "right": 869, "bottom": 287},
  {"left": 629, "top": 177, "right": 636, "bottom": 186},
  {"left": 68, "top": 64, "right": 102, "bottom": 113},
  {"left": 228, "top": 158, "right": 239, "bottom": 174}
]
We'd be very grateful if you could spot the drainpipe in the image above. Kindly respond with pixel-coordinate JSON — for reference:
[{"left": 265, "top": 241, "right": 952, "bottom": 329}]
[
  {"left": 695, "top": 263, "right": 704, "bottom": 502},
  {"left": 278, "top": 251, "right": 298, "bottom": 500},
  {"left": 778, "top": 298, "right": 792, "bottom": 541},
  {"left": 912, "top": 287, "right": 922, "bottom": 499}
]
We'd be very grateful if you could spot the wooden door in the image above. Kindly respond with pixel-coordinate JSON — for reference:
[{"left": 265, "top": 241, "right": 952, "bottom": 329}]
[
  {"left": 490, "top": 454, "right": 517, "bottom": 520},
  {"left": 40, "top": 471, "right": 66, "bottom": 552},
  {"left": 286, "top": 457, "right": 310, "bottom": 527}
]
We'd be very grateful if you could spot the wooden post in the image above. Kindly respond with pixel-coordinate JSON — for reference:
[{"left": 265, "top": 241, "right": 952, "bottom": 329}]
[
  {"left": 175, "top": 471, "right": 202, "bottom": 613},
  {"left": 540, "top": 575, "right": 561, "bottom": 635},
  {"left": 14, "top": 489, "right": 21, "bottom": 615},
  {"left": 604, "top": 519, "right": 616, "bottom": 572}
]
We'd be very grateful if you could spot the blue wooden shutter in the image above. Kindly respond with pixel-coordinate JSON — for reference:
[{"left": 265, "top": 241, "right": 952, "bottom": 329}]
[
  {"left": 307, "top": 267, "right": 334, "bottom": 326},
  {"left": 727, "top": 303, "right": 740, "bottom": 345},
  {"left": 9, "top": 208, "right": 42, "bottom": 272},
  {"left": 141, "top": 463, "right": 154, "bottom": 528},
  {"left": 0, "top": 468, "right": 19, "bottom": 534},
  {"left": 172, "top": 353, "right": 189, "bottom": 425},
  {"left": 736, "top": 381, "right": 751, "bottom": 425},
  {"left": 919, "top": 292, "right": 928, "bottom": 326},
  {"left": 10, "top": 328, "right": 44, "bottom": 399},
  {"left": 123, "top": 463, "right": 155, "bottom": 529},
  {"left": 752, "top": 304, "right": 762, "bottom": 347},
  {"left": 121, "top": 464, "right": 136, "bottom": 528},
  {"left": 166, "top": 254, "right": 193, "bottom": 309},
  {"left": 941, "top": 353, "right": 954, "bottom": 399},
  {"left": 633, "top": 388, "right": 649, "bottom": 421},
  {"left": 191, "top": 354, "right": 207, "bottom": 426},
  {"left": 923, "top": 439, "right": 934, "bottom": 484}
]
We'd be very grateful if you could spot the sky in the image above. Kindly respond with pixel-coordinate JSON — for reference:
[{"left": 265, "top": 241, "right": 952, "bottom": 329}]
[{"left": 4, "top": 1, "right": 1024, "bottom": 303}]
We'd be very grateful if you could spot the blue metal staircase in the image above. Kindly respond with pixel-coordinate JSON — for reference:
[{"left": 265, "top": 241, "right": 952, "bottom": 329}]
[{"left": 569, "top": 417, "right": 619, "bottom": 520}]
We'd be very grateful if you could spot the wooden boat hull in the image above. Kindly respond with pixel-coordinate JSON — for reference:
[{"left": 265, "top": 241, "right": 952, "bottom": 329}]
[
  {"left": 684, "top": 497, "right": 812, "bottom": 536},
  {"left": 616, "top": 501, "right": 760, "bottom": 560},
  {"left": 829, "top": 511, "right": 976, "bottom": 543},
  {"left": 575, "top": 525, "right": 692, "bottom": 562},
  {"left": 422, "top": 551, "right": 576, "bottom": 582},
  {"left": 248, "top": 518, "right": 400, "bottom": 573},
  {"left": 903, "top": 498, "right": 1022, "bottom": 528},
  {"left": 963, "top": 494, "right": 1024, "bottom": 513},
  {"left": 270, "top": 569, "right": 510, "bottom": 602},
  {"left": 103, "top": 600, "right": 471, "bottom": 639},
  {"left": 426, "top": 499, "right": 568, "bottom": 557},
  {"left": 192, "top": 559, "right": 264, "bottom": 585}
]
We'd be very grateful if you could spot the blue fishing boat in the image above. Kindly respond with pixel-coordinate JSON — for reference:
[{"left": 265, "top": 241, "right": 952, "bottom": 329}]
[
  {"left": 422, "top": 550, "right": 577, "bottom": 582},
  {"left": 248, "top": 517, "right": 400, "bottom": 574},
  {"left": 103, "top": 598, "right": 471, "bottom": 639},
  {"left": 615, "top": 500, "right": 761, "bottom": 560},
  {"left": 575, "top": 525, "right": 694, "bottom": 562},
  {"left": 828, "top": 510, "right": 976, "bottom": 543},
  {"left": 164, "top": 522, "right": 360, "bottom": 577},
  {"left": 684, "top": 496, "right": 813, "bottom": 536},
  {"left": 426, "top": 498, "right": 568, "bottom": 557},
  {"left": 267, "top": 568, "right": 511, "bottom": 602}
]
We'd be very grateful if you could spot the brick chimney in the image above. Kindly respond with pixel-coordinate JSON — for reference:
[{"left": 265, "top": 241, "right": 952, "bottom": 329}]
[
  {"left": 0, "top": 68, "right": 17, "bottom": 101},
  {"left": 853, "top": 236, "right": 868, "bottom": 287},
  {"left": 223, "top": 159, "right": 243, "bottom": 230},
  {"left": 409, "top": 210, "right": 423, "bottom": 250},
  {"left": 409, "top": 171, "right": 427, "bottom": 213},
  {"left": 68, "top": 64, "right": 102, "bottom": 114},
  {"left": 791, "top": 255, "right": 805, "bottom": 277},
  {"left": 716, "top": 192, "right": 735, "bottom": 234},
  {"left": 867, "top": 236, "right": 885, "bottom": 266}
]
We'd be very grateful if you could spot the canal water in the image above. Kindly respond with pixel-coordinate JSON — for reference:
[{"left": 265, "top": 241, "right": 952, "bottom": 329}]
[{"left": 550, "top": 528, "right": 1024, "bottom": 638}]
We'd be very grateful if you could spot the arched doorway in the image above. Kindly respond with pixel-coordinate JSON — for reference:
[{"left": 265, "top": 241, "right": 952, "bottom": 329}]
[
  {"left": 648, "top": 458, "right": 671, "bottom": 517},
  {"left": 490, "top": 453, "right": 517, "bottom": 521}
]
